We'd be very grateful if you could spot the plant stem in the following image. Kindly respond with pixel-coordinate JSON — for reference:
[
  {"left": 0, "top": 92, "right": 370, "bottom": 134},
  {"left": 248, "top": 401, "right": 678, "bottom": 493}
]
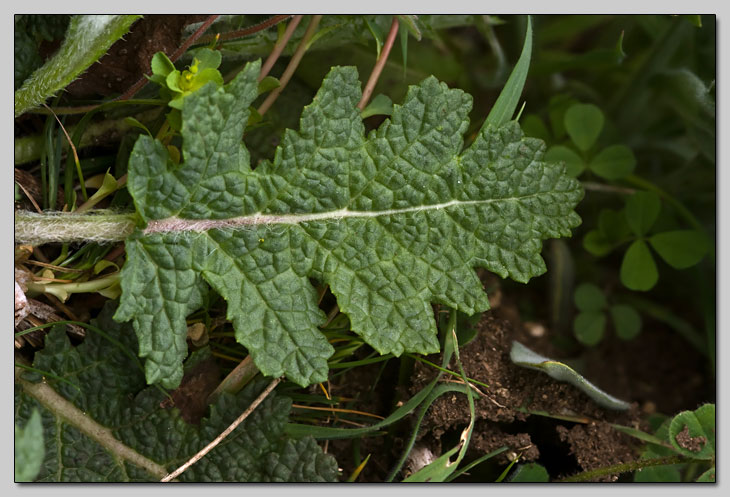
[
  {"left": 196, "top": 14, "right": 293, "bottom": 45},
  {"left": 358, "top": 16, "right": 400, "bottom": 111},
  {"left": 15, "top": 210, "right": 136, "bottom": 245},
  {"left": 581, "top": 181, "right": 636, "bottom": 195},
  {"left": 258, "top": 15, "right": 303, "bottom": 81},
  {"left": 27, "top": 273, "right": 119, "bottom": 301},
  {"left": 557, "top": 455, "right": 688, "bottom": 482},
  {"left": 206, "top": 355, "right": 260, "bottom": 405},
  {"left": 257, "top": 15, "right": 322, "bottom": 117},
  {"left": 161, "top": 376, "right": 282, "bottom": 482}
]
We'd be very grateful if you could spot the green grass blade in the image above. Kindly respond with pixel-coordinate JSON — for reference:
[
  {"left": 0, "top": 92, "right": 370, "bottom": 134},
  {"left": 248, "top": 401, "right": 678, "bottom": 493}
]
[{"left": 485, "top": 15, "right": 532, "bottom": 127}]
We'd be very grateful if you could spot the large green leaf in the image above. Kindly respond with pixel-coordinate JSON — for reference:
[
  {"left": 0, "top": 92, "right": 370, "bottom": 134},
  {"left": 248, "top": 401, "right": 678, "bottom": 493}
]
[
  {"left": 116, "top": 60, "right": 583, "bottom": 389},
  {"left": 14, "top": 303, "right": 339, "bottom": 482}
]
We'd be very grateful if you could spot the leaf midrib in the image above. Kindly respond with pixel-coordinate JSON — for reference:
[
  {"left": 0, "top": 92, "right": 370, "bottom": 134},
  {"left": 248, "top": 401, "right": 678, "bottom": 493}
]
[{"left": 143, "top": 193, "right": 544, "bottom": 235}]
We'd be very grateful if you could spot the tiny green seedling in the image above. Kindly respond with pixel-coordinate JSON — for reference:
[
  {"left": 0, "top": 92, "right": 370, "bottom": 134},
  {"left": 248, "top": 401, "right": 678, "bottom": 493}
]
[
  {"left": 543, "top": 102, "right": 636, "bottom": 180},
  {"left": 584, "top": 190, "right": 710, "bottom": 291},
  {"left": 573, "top": 282, "right": 641, "bottom": 345}
]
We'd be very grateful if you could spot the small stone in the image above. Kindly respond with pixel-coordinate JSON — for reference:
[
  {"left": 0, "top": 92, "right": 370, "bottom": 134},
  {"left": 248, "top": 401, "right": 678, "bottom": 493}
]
[{"left": 525, "top": 321, "right": 546, "bottom": 337}]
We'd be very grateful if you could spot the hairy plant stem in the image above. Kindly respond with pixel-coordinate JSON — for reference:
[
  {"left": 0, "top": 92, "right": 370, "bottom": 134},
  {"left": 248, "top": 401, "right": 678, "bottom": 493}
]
[
  {"left": 257, "top": 15, "right": 322, "bottom": 117},
  {"left": 161, "top": 376, "right": 282, "bottom": 482},
  {"left": 15, "top": 364, "right": 171, "bottom": 481},
  {"left": 556, "top": 455, "right": 689, "bottom": 482},
  {"left": 15, "top": 210, "right": 137, "bottom": 245},
  {"left": 358, "top": 16, "right": 399, "bottom": 110}
]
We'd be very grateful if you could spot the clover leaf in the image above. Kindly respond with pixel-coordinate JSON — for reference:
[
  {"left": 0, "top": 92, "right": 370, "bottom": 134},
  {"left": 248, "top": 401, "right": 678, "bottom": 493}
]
[{"left": 573, "top": 283, "right": 642, "bottom": 345}]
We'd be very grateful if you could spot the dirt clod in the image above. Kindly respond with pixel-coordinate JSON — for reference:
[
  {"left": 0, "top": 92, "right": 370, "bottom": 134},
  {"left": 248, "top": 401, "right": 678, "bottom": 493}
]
[{"left": 674, "top": 425, "right": 707, "bottom": 453}]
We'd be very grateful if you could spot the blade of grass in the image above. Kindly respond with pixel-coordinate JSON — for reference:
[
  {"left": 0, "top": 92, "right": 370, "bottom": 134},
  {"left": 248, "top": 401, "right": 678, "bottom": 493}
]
[
  {"left": 445, "top": 446, "right": 509, "bottom": 482},
  {"left": 485, "top": 15, "right": 532, "bottom": 127}
]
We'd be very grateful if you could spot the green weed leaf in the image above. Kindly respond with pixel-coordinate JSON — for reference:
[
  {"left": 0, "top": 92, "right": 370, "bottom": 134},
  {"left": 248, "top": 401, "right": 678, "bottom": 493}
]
[
  {"left": 150, "top": 51, "right": 175, "bottom": 78},
  {"left": 564, "top": 103, "right": 604, "bottom": 151},
  {"left": 508, "top": 462, "right": 550, "bottom": 482},
  {"left": 15, "top": 302, "right": 339, "bottom": 482},
  {"left": 582, "top": 230, "right": 613, "bottom": 257},
  {"left": 590, "top": 144, "right": 636, "bottom": 180},
  {"left": 649, "top": 230, "right": 708, "bottom": 269},
  {"left": 668, "top": 404, "right": 715, "bottom": 460},
  {"left": 545, "top": 145, "right": 584, "bottom": 177},
  {"left": 520, "top": 114, "right": 551, "bottom": 142},
  {"left": 625, "top": 191, "right": 661, "bottom": 236},
  {"left": 14, "top": 409, "right": 44, "bottom": 482},
  {"left": 116, "top": 60, "right": 583, "bottom": 389},
  {"left": 620, "top": 240, "right": 658, "bottom": 291},
  {"left": 573, "top": 311, "right": 606, "bottom": 346},
  {"left": 14, "top": 15, "right": 140, "bottom": 117},
  {"left": 360, "top": 93, "right": 394, "bottom": 119},
  {"left": 574, "top": 283, "right": 606, "bottom": 311},
  {"left": 610, "top": 304, "right": 642, "bottom": 340},
  {"left": 599, "top": 208, "right": 632, "bottom": 241}
]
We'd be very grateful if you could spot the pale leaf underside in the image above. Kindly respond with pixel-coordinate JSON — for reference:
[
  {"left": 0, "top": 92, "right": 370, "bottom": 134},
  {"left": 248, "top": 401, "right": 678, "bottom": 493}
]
[{"left": 115, "top": 59, "right": 583, "bottom": 388}]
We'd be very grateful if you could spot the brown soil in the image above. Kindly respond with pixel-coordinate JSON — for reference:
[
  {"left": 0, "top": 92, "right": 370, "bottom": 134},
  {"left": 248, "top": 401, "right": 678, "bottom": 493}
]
[
  {"left": 66, "top": 15, "right": 208, "bottom": 98},
  {"left": 326, "top": 287, "right": 712, "bottom": 482}
]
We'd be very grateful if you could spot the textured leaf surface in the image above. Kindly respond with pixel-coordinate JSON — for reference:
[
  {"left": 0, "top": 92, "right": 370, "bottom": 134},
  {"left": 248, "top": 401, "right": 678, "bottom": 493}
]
[
  {"left": 117, "top": 60, "right": 583, "bottom": 388},
  {"left": 14, "top": 302, "right": 339, "bottom": 482}
]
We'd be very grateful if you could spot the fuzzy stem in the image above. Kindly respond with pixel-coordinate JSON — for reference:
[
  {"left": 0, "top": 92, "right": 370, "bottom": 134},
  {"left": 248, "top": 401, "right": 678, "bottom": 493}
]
[
  {"left": 358, "top": 16, "right": 400, "bottom": 111},
  {"left": 557, "top": 455, "right": 688, "bottom": 482},
  {"left": 15, "top": 210, "right": 137, "bottom": 245},
  {"left": 256, "top": 15, "right": 322, "bottom": 117}
]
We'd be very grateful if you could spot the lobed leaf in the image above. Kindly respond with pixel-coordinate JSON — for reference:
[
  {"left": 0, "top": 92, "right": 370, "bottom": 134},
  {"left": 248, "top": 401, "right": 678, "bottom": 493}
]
[{"left": 117, "top": 59, "right": 583, "bottom": 389}]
